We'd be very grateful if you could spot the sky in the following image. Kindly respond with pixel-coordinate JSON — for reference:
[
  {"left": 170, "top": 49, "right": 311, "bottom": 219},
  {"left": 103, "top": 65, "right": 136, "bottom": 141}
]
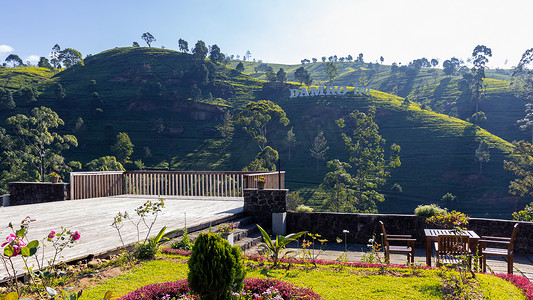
[{"left": 1, "top": 0, "right": 532, "bottom": 69}]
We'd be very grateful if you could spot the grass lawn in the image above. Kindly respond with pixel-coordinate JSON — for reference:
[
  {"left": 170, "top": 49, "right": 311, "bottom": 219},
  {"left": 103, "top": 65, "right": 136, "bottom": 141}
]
[{"left": 80, "top": 256, "right": 526, "bottom": 300}]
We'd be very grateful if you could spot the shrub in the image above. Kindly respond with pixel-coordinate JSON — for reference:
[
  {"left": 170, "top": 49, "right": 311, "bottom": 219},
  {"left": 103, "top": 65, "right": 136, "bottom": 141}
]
[
  {"left": 171, "top": 228, "right": 193, "bottom": 251},
  {"left": 414, "top": 204, "right": 447, "bottom": 217},
  {"left": 295, "top": 204, "right": 313, "bottom": 213},
  {"left": 427, "top": 210, "right": 469, "bottom": 229},
  {"left": 188, "top": 232, "right": 245, "bottom": 300},
  {"left": 133, "top": 226, "right": 166, "bottom": 260},
  {"left": 512, "top": 202, "right": 533, "bottom": 222}
]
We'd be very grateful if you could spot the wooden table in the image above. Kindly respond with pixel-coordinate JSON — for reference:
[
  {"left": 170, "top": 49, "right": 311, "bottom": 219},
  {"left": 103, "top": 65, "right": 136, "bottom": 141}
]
[{"left": 424, "top": 229, "right": 480, "bottom": 267}]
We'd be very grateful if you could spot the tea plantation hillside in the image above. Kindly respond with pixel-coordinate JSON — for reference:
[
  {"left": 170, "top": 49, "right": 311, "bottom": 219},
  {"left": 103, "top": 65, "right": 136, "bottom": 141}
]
[
  {"left": 0, "top": 47, "right": 526, "bottom": 218},
  {"left": 229, "top": 61, "right": 528, "bottom": 145}
]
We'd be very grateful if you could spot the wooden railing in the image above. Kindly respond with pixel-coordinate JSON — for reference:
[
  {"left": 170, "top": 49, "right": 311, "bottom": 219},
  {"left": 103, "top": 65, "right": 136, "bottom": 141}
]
[
  {"left": 69, "top": 170, "right": 285, "bottom": 200},
  {"left": 70, "top": 171, "right": 124, "bottom": 200}
]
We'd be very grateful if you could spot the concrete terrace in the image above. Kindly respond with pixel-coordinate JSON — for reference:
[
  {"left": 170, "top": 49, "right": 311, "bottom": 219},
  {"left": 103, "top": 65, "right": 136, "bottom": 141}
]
[{"left": 0, "top": 194, "right": 243, "bottom": 280}]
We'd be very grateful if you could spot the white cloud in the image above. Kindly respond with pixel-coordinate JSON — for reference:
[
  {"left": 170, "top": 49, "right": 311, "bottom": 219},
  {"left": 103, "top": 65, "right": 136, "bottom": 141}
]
[
  {"left": 0, "top": 45, "right": 14, "bottom": 54},
  {"left": 26, "top": 55, "right": 40, "bottom": 64}
]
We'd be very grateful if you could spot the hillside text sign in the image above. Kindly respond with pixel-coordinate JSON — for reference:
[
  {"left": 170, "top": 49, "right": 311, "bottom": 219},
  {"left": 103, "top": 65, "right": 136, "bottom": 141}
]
[{"left": 289, "top": 85, "right": 370, "bottom": 98}]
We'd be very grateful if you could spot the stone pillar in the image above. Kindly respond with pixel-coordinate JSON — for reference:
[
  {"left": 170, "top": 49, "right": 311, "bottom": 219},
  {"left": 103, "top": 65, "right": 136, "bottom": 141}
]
[
  {"left": 9, "top": 182, "right": 70, "bottom": 206},
  {"left": 243, "top": 188, "right": 288, "bottom": 227}
]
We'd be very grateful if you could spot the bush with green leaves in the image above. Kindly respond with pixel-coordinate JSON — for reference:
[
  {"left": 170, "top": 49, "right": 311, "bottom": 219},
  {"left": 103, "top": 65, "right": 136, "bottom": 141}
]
[
  {"left": 512, "top": 202, "right": 533, "bottom": 221},
  {"left": 170, "top": 228, "right": 193, "bottom": 251},
  {"left": 133, "top": 226, "right": 166, "bottom": 260},
  {"left": 414, "top": 204, "right": 447, "bottom": 217},
  {"left": 188, "top": 232, "right": 245, "bottom": 300},
  {"left": 296, "top": 204, "right": 314, "bottom": 213}
]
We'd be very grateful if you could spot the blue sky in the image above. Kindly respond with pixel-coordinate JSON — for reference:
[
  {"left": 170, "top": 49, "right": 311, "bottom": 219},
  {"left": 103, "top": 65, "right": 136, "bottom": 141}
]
[{"left": 1, "top": 0, "right": 532, "bottom": 68}]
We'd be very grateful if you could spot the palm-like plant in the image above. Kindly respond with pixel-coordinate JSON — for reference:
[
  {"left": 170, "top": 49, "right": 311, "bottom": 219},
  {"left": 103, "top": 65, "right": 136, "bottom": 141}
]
[{"left": 256, "top": 224, "right": 306, "bottom": 267}]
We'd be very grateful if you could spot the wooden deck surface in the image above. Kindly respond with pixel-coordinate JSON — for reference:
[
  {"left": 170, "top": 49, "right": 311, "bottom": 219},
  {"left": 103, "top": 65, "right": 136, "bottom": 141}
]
[{"left": 0, "top": 195, "right": 243, "bottom": 281}]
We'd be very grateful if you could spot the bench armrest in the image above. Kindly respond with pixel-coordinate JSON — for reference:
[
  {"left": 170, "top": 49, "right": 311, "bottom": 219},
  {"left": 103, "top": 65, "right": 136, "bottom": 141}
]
[
  {"left": 388, "top": 234, "right": 412, "bottom": 238},
  {"left": 481, "top": 236, "right": 511, "bottom": 241},
  {"left": 479, "top": 239, "right": 511, "bottom": 246}
]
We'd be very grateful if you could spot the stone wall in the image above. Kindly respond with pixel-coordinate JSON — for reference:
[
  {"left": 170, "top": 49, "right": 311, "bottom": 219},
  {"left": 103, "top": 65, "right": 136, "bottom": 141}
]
[
  {"left": 9, "top": 182, "right": 70, "bottom": 206},
  {"left": 286, "top": 212, "right": 533, "bottom": 254},
  {"left": 243, "top": 188, "right": 287, "bottom": 226}
]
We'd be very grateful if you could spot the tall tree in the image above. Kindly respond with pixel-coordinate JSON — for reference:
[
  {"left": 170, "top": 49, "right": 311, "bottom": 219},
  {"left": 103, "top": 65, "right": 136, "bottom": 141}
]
[
  {"left": 310, "top": 131, "right": 329, "bottom": 172},
  {"left": 380, "top": 56, "right": 384, "bottom": 64},
  {"left": 471, "top": 45, "right": 492, "bottom": 124},
  {"left": 50, "top": 44, "right": 61, "bottom": 68},
  {"left": 324, "top": 62, "right": 338, "bottom": 85},
  {"left": 431, "top": 58, "right": 439, "bottom": 67},
  {"left": 475, "top": 140, "right": 490, "bottom": 174},
  {"left": 5, "top": 54, "right": 22, "bottom": 67},
  {"left": 236, "top": 100, "right": 289, "bottom": 150},
  {"left": 111, "top": 132, "right": 134, "bottom": 164},
  {"left": 242, "top": 146, "right": 278, "bottom": 172},
  {"left": 276, "top": 68, "right": 286, "bottom": 83},
  {"left": 86, "top": 156, "right": 125, "bottom": 171},
  {"left": 141, "top": 32, "right": 155, "bottom": 47},
  {"left": 517, "top": 103, "right": 533, "bottom": 142},
  {"left": 245, "top": 50, "right": 251, "bottom": 61},
  {"left": 284, "top": 127, "right": 297, "bottom": 160},
  {"left": 132, "top": 42, "right": 140, "bottom": 47},
  {"left": 192, "top": 40, "right": 208, "bottom": 61},
  {"left": 217, "top": 111, "right": 234, "bottom": 139},
  {"left": 320, "top": 159, "right": 354, "bottom": 212},
  {"left": 330, "top": 106, "right": 401, "bottom": 213},
  {"left": 442, "top": 57, "right": 460, "bottom": 76},
  {"left": 209, "top": 44, "right": 224, "bottom": 63},
  {"left": 504, "top": 140, "right": 533, "bottom": 197},
  {"left": 178, "top": 38, "right": 189, "bottom": 53},
  {"left": 0, "top": 106, "right": 78, "bottom": 189},
  {"left": 511, "top": 48, "right": 533, "bottom": 100},
  {"left": 55, "top": 83, "right": 66, "bottom": 101},
  {"left": 59, "top": 48, "right": 83, "bottom": 68}
]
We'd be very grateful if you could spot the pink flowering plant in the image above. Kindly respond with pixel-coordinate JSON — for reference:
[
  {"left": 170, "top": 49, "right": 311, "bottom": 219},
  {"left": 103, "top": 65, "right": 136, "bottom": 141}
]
[
  {"left": 0, "top": 216, "right": 39, "bottom": 295},
  {"left": 427, "top": 210, "right": 470, "bottom": 231},
  {"left": 218, "top": 222, "right": 237, "bottom": 235}
]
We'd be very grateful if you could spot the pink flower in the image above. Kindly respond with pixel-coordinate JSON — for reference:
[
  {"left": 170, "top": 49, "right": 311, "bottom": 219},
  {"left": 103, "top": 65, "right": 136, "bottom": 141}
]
[
  {"left": 1, "top": 234, "right": 26, "bottom": 256},
  {"left": 1, "top": 234, "right": 17, "bottom": 247},
  {"left": 48, "top": 231, "right": 56, "bottom": 239},
  {"left": 70, "top": 231, "right": 80, "bottom": 241}
]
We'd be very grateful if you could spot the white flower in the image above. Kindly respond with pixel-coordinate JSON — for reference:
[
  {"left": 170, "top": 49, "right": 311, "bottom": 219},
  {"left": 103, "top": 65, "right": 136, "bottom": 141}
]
[{"left": 343, "top": 230, "right": 350, "bottom": 234}]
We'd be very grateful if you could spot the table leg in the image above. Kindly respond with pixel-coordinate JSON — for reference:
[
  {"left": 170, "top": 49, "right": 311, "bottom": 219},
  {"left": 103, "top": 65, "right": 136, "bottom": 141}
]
[{"left": 426, "top": 237, "right": 431, "bottom": 267}]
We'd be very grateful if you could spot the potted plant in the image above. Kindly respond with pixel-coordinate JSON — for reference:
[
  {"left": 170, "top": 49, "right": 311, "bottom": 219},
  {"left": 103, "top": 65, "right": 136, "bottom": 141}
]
[
  {"left": 218, "top": 222, "right": 237, "bottom": 246},
  {"left": 272, "top": 205, "right": 287, "bottom": 236},
  {"left": 48, "top": 172, "right": 61, "bottom": 183},
  {"left": 256, "top": 176, "right": 266, "bottom": 190}
]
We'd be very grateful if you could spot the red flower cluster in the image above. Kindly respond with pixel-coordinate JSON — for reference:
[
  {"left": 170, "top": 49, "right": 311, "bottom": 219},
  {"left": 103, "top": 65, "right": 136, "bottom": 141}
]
[
  {"left": 495, "top": 273, "right": 533, "bottom": 300},
  {"left": 120, "top": 278, "right": 320, "bottom": 300}
]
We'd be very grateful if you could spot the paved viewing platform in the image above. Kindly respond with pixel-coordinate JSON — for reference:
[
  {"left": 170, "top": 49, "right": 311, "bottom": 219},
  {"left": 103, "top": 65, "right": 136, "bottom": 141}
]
[{"left": 0, "top": 194, "right": 244, "bottom": 280}]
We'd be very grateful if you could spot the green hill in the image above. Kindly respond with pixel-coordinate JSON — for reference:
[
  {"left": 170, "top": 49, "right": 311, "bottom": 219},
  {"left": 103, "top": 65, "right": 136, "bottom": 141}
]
[{"left": 0, "top": 48, "right": 527, "bottom": 218}]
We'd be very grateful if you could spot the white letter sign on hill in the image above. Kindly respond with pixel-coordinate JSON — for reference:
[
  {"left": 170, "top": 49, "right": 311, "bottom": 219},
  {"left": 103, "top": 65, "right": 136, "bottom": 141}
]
[{"left": 289, "top": 85, "right": 370, "bottom": 98}]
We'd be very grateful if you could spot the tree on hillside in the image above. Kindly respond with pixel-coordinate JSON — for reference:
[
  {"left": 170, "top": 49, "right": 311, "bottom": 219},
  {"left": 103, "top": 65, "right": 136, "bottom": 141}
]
[
  {"left": 265, "top": 67, "right": 276, "bottom": 82},
  {"left": 217, "top": 111, "right": 234, "bottom": 139},
  {"left": 235, "top": 62, "right": 244, "bottom": 73},
  {"left": 327, "top": 106, "right": 401, "bottom": 213},
  {"left": 284, "top": 127, "right": 297, "bottom": 160},
  {"left": 324, "top": 62, "right": 338, "bottom": 85},
  {"left": 0, "top": 88, "right": 15, "bottom": 110},
  {"left": 431, "top": 58, "right": 439, "bottom": 67},
  {"left": 50, "top": 44, "right": 61, "bottom": 68},
  {"left": 193, "top": 40, "right": 208, "bottom": 61},
  {"left": 55, "top": 84, "right": 66, "bottom": 102},
  {"left": 312, "top": 58, "right": 318, "bottom": 63},
  {"left": 357, "top": 53, "right": 364, "bottom": 63},
  {"left": 5, "top": 54, "right": 22, "bottom": 67},
  {"left": 236, "top": 100, "right": 289, "bottom": 150},
  {"left": 310, "top": 131, "right": 329, "bottom": 172},
  {"left": 142, "top": 32, "right": 155, "bottom": 47},
  {"left": 504, "top": 140, "right": 533, "bottom": 197},
  {"left": 321, "top": 56, "right": 326, "bottom": 62},
  {"left": 178, "top": 38, "right": 189, "bottom": 53},
  {"left": 242, "top": 146, "right": 278, "bottom": 172},
  {"left": 17, "top": 87, "right": 36, "bottom": 103},
  {"left": 86, "top": 156, "right": 125, "bottom": 171},
  {"left": 209, "top": 44, "right": 224, "bottom": 63},
  {"left": 470, "top": 45, "right": 492, "bottom": 125},
  {"left": 380, "top": 56, "right": 384, "bottom": 64},
  {"left": 59, "top": 48, "right": 83, "bottom": 68},
  {"left": 132, "top": 42, "right": 140, "bottom": 47},
  {"left": 111, "top": 132, "right": 134, "bottom": 164},
  {"left": 276, "top": 68, "right": 286, "bottom": 83},
  {"left": 38, "top": 57, "right": 52, "bottom": 69},
  {"left": 294, "top": 67, "right": 311, "bottom": 85},
  {"left": 245, "top": 50, "right": 252, "bottom": 61},
  {"left": 475, "top": 140, "right": 490, "bottom": 174},
  {"left": 320, "top": 159, "right": 354, "bottom": 212},
  {"left": 518, "top": 103, "right": 533, "bottom": 143},
  {"left": 0, "top": 107, "right": 78, "bottom": 190},
  {"left": 511, "top": 48, "right": 533, "bottom": 100},
  {"left": 443, "top": 57, "right": 460, "bottom": 76}
]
